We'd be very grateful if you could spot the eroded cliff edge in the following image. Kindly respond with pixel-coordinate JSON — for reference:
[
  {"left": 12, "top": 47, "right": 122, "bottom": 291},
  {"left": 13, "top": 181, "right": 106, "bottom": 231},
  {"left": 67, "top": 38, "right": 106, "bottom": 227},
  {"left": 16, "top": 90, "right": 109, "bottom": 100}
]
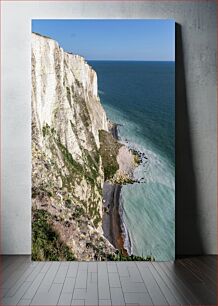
[
  {"left": 31, "top": 33, "right": 142, "bottom": 261},
  {"left": 32, "top": 33, "right": 116, "bottom": 260}
]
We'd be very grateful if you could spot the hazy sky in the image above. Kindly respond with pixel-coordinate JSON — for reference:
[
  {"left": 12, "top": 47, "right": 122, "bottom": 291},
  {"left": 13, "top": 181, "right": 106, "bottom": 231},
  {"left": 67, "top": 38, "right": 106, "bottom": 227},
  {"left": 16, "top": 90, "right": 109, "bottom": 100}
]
[{"left": 32, "top": 19, "right": 175, "bottom": 61}]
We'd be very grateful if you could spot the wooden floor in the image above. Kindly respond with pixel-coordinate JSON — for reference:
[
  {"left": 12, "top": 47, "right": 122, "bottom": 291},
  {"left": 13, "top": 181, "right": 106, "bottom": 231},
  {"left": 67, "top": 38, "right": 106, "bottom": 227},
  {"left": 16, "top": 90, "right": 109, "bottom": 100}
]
[{"left": 0, "top": 256, "right": 217, "bottom": 305}]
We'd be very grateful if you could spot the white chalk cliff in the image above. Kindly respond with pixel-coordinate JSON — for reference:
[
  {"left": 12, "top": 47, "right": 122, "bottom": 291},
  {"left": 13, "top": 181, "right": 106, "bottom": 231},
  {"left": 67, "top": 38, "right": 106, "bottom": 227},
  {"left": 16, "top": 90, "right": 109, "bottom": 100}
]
[{"left": 32, "top": 33, "right": 115, "bottom": 260}]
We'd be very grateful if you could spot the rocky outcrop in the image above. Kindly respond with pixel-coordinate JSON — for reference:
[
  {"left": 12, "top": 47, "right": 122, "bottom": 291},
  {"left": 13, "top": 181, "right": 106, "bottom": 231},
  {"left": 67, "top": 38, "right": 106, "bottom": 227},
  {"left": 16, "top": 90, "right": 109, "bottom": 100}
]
[{"left": 31, "top": 33, "right": 115, "bottom": 260}]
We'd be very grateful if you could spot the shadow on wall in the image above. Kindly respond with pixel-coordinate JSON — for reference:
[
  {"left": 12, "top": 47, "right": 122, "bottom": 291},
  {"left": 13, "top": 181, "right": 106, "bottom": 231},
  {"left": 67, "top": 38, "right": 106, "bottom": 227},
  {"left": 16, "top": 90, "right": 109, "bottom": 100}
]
[{"left": 175, "top": 23, "right": 205, "bottom": 257}]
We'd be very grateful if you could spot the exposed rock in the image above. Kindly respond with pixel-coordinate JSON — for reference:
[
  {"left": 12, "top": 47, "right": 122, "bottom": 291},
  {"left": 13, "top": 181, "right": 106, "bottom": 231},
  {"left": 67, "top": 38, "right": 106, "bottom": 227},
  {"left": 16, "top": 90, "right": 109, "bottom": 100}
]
[{"left": 32, "top": 33, "right": 115, "bottom": 260}]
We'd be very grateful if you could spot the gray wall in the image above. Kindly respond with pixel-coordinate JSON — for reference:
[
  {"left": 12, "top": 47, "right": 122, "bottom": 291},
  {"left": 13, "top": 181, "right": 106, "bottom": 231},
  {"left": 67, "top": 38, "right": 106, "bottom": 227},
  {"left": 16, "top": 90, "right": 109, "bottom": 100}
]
[{"left": 1, "top": 1, "right": 217, "bottom": 255}]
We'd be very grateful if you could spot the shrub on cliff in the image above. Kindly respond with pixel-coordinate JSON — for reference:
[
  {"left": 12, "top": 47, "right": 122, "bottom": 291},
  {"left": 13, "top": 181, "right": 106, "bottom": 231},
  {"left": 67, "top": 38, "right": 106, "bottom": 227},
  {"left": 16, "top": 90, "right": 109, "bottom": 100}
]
[
  {"left": 32, "top": 209, "right": 75, "bottom": 261},
  {"left": 99, "top": 130, "right": 122, "bottom": 181},
  {"left": 107, "top": 250, "right": 155, "bottom": 261}
]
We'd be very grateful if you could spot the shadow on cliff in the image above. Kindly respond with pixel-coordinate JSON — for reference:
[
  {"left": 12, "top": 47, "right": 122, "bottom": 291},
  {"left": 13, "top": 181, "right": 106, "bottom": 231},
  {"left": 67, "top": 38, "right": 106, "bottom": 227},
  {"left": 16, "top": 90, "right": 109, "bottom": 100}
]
[{"left": 175, "top": 23, "right": 205, "bottom": 257}]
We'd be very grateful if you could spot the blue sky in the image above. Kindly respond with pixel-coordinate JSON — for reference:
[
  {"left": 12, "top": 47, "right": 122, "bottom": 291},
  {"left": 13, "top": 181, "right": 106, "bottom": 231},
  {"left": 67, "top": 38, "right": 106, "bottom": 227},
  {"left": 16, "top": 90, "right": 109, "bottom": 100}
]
[{"left": 32, "top": 19, "right": 175, "bottom": 61}]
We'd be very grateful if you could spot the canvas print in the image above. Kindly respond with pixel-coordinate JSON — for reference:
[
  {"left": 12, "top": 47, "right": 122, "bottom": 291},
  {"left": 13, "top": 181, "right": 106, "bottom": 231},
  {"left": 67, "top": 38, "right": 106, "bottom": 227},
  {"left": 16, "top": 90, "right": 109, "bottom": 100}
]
[{"left": 32, "top": 20, "right": 175, "bottom": 261}]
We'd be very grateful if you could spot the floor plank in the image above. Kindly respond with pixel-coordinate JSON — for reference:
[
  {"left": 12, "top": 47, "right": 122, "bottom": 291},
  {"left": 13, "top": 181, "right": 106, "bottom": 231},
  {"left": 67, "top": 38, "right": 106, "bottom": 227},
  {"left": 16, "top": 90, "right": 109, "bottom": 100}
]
[
  {"left": 162, "top": 260, "right": 216, "bottom": 305},
  {"left": 146, "top": 262, "right": 180, "bottom": 305},
  {"left": 180, "top": 257, "right": 217, "bottom": 287},
  {"left": 152, "top": 261, "right": 197, "bottom": 304},
  {"left": 0, "top": 255, "right": 216, "bottom": 305},
  {"left": 137, "top": 262, "right": 168, "bottom": 305}
]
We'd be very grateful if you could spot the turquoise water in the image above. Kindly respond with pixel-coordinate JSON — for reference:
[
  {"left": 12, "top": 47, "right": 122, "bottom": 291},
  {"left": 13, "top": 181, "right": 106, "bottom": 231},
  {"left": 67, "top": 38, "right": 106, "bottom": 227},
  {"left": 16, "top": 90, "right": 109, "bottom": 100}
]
[{"left": 90, "top": 61, "right": 175, "bottom": 261}]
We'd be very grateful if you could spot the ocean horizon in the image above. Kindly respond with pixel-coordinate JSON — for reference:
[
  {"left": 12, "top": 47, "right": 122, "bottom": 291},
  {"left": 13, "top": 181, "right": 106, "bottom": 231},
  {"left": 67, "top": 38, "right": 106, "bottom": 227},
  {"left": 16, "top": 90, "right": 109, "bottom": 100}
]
[{"left": 88, "top": 60, "right": 175, "bottom": 62}]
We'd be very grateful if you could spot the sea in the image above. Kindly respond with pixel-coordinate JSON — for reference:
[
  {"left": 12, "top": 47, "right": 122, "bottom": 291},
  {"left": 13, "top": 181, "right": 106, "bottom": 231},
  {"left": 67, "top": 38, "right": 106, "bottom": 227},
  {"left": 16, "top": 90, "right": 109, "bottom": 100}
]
[{"left": 89, "top": 61, "right": 175, "bottom": 261}]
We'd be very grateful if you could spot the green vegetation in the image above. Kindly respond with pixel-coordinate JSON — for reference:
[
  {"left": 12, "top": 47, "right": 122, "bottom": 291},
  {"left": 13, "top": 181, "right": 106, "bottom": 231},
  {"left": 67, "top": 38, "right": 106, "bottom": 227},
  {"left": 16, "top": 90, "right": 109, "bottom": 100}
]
[
  {"left": 56, "top": 138, "right": 84, "bottom": 174},
  {"left": 55, "top": 140, "right": 101, "bottom": 224},
  {"left": 113, "top": 175, "right": 135, "bottom": 185},
  {"left": 133, "top": 154, "right": 141, "bottom": 165},
  {"left": 107, "top": 250, "right": 155, "bottom": 261},
  {"left": 32, "top": 186, "right": 53, "bottom": 199},
  {"left": 72, "top": 92, "right": 92, "bottom": 129},
  {"left": 131, "top": 149, "right": 142, "bottom": 165},
  {"left": 72, "top": 205, "right": 85, "bottom": 219},
  {"left": 42, "top": 123, "right": 50, "bottom": 138},
  {"left": 93, "top": 215, "right": 101, "bottom": 228},
  {"left": 55, "top": 139, "right": 101, "bottom": 227},
  {"left": 41, "top": 114, "right": 103, "bottom": 228},
  {"left": 64, "top": 199, "right": 72, "bottom": 209},
  {"left": 32, "top": 209, "right": 75, "bottom": 261},
  {"left": 99, "top": 130, "right": 122, "bottom": 181},
  {"left": 42, "top": 124, "right": 55, "bottom": 138}
]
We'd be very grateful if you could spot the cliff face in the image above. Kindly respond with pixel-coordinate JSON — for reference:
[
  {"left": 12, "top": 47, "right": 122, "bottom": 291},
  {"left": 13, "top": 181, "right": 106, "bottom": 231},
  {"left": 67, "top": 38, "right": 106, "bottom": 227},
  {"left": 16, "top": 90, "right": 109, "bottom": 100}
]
[{"left": 31, "top": 33, "right": 114, "bottom": 260}]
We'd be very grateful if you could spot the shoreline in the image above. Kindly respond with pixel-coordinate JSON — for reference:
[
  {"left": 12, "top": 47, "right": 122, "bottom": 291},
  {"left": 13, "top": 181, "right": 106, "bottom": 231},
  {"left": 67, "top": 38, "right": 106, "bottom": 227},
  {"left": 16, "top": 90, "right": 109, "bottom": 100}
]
[
  {"left": 102, "top": 122, "right": 129, "bottom": 255},
  {"left": 102, "top": 183, "right": 128, "bottom": 255}
]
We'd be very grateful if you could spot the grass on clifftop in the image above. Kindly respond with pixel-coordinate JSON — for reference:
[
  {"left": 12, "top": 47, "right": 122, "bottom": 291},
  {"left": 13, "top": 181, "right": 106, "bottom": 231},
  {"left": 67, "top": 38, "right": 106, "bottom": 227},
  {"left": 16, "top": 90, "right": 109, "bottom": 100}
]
[
  {"left": 99, "top": 130, "right": 122, "bottom": 181},
  {"left": 32, "top": 209, "right": 75, "bottom": 261}
]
